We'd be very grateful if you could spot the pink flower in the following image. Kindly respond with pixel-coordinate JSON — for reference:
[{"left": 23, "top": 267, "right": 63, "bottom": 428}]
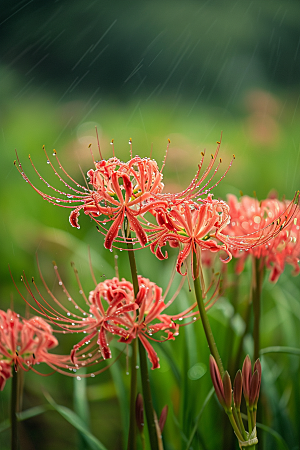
[
  {"left": 15, "top": 146, "right": 166, "bottom": 250},
  {"left": 16, "top": 263, "right": 198, "bottom": 370},
  {"left": 149, "top": 196, "right": 231, "bottom": 278},
  {"left": 0, "top": 309, "right": 69, "bottom": 390},
  {"left": 222, "top": 193, "right": 300, "bottom": 281},
  {"left": 14, "top": 138, "right": 233, "bottom": 250}
]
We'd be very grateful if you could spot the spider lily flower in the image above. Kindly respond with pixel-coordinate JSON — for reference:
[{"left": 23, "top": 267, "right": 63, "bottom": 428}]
[
  {"left": 15, "top": 262, "right": 198, "bottom": 370},
  {"left": 14, "top": 144, "right": 167, "bottom": 250},
  {"left": 14, "top": 137, "right": 234, "bottom": 250},
  {"left": 222, "top": 192, "right": 300, "bottom": 281},
  {"left": 148, "top": 196, "right": 232, "bottom": 278},
  {"left": 0, "top": 309, "right": 72, "bottom": 390}
]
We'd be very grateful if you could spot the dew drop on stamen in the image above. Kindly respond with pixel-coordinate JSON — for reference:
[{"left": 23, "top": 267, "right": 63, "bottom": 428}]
[{"left": 76, "top": 376, "right": 81, "bottom": 381}]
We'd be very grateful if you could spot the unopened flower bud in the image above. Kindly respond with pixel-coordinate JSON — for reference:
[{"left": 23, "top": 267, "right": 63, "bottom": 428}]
[
  {"left": 223, "top": 371, "right": 232, "bottom": 411},
  {"left": 209, "top": 355, "right": 225, "bottom": 407},
  {"left": 242, "top": 355, "right": 252, "bottom": 405},
  {"left": 253, "top": 359, "right": 262, "bottom": 405},
  {"left": 249, "top": 370, "right": 260, "bottom": 407},
  {"left": 233, "top": 370, "right": 242, "bottom": 409},
  {"left": 158, "top": 405, "right": 168, "bottom": 432}
]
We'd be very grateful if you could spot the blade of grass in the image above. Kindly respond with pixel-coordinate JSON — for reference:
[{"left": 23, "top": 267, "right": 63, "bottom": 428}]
[
  {"left": 44, "top": 391, "right": 108, "bottom": 450},
  {"left": 260, "top": 346, "right": 300, "bottom": 356},
  {"left": 184, "top": 387, "right": 214, "bottom": 450},
  {"left": 0, "top": 405, "right": 53, "bottom": 433},
  {"left": 73, "top": 369, "right": 90, "bottom": 450},
  {"left": 240, "top": 413, "right": 289, "bottom": 450}
]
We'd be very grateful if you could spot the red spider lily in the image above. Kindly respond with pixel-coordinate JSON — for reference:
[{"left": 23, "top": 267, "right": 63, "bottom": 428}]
[
  {"left": 222, "top": 193, "right": 300, "bottom": 281},
  {"left": 14, "top": 143, "right": 167, "bottom": 250},
  {"left": 0, "top": 309, "right": 73, "bottom": 390},
  {"left": 81, "top": 156, "right": 167, "bottom": 249},
  {"left": 148, "top": 196, "right": 232, "bottom": 278},
  {"left": 14, "top": 137, "right": 235, "bottom": 250},
  {"left": 14, "top": 261, "right": 198, "bottom": 370}
]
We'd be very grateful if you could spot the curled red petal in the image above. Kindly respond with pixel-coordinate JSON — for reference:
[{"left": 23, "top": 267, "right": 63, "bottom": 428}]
[
  {"left": 104, "top": 210, "right": 124, "bottom": 249},
  {"left": 69, "top": 208, "right": 81, "bottom": 228},
  {"left": 126, "top": 210, "right": 148, "bottom": 247},
  {"left": 139, "top": 334, "right": 160, "bottom": 369}
]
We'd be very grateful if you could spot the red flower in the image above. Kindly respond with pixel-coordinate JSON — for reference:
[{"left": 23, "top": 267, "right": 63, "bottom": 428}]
[
  {"left": 14, "top": 138, "right": 233, "bottom": 250},
  {"left": 222, "top": 193, "right": 300, "bottom": 281},
  {"left": 15, "top": 146, "right": 166, "bottom": 250},
  {"left": 149, "top": 196, "right": 231, "bottom": 278},
  {"left": 16, "top": 263, "right": 197, "bottom": 370},
  {"left": 0, "top": 309, "right": 71, "bottom": 390}
]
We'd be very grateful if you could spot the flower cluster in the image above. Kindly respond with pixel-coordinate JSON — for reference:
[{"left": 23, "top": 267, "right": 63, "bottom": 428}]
[
  {"left": 224, "top": 193, "right": 300, "bottom": 281},
  {"left": 210, "top": 355, "right": 261, "bottom": 447},
  {"left": 15, "top": 139, "right": 300, "bottom": 281},
  {"left": 17, "top": 263, "right": 198, "bottom": 370},
  {"left": 0, "top": 309, "right": 70, "bottom": 390}
]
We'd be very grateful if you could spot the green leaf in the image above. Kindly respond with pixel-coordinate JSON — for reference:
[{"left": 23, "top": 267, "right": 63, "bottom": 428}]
[
  {"left": 44, "top": 392, "right": 108, "bottom": 450},
  {"left": 260, "top": 346, "right": 300, "bottom": 356},
  {"left": 184, "top": 387, "right": 214, "bottom": 450},
  {"left": 73, "top": 369, "right": 90, "bottom": 450},
  {"left": 0, "top": 405, "right": 53, "bottom": 433},
  {"left": 240, "top": 413, "right": 290, "bottom": 450},
  {"left": 255, "top": 422, "right": 290, "bottom": 450}
]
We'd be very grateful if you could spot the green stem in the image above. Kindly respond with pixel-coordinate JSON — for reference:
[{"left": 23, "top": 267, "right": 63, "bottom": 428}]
[
  {"left": 247, "top": 406, "right": 253, "bottom": 435},
  {"left": 127, "top": 240, "right": 139, "bottom": 297},
  {"left": 227, "top": 410, "right": 244, "bottom": 442},
  {"left": 193, "top": 253, "right": 224, "bottom": 377},
  {"left": 126, "top": 238, "right": 159, "bottom": 450},
  {"left": 138, "top": 340, "right": 159, "bottom": 450},
  {"left": 236, "top": 408, "right": 248, "bottom": 441},
  {"left": 252, "top": 257, "right": 263, "bottom": 362},
  {"left": 127, "top": 339, "right": 138, "bottom": 450},
  {"left": 11, "top": 368, "right": 19, "bottom": 450}
]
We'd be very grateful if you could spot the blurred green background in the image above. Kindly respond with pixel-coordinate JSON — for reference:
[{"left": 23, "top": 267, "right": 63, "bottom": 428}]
[{"left": 1, "top": 1, "right": 300, "bottom": 449}]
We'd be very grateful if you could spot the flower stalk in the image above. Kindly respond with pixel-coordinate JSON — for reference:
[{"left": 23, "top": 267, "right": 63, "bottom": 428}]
[
  {"left": 127, "top": 338, "right": 138, "bottom": 450},
  {"left": 252, "top": 257, "right": 264, "bottom": 361},
  {"left": 126, "top": 234, "right": 159, "bottom": 450},
  {"left": 192, "top": 252, "right": 224, "bottom": 377},
  {"left": 11, "top": 368, "right": 19, "bottom": 450}
]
